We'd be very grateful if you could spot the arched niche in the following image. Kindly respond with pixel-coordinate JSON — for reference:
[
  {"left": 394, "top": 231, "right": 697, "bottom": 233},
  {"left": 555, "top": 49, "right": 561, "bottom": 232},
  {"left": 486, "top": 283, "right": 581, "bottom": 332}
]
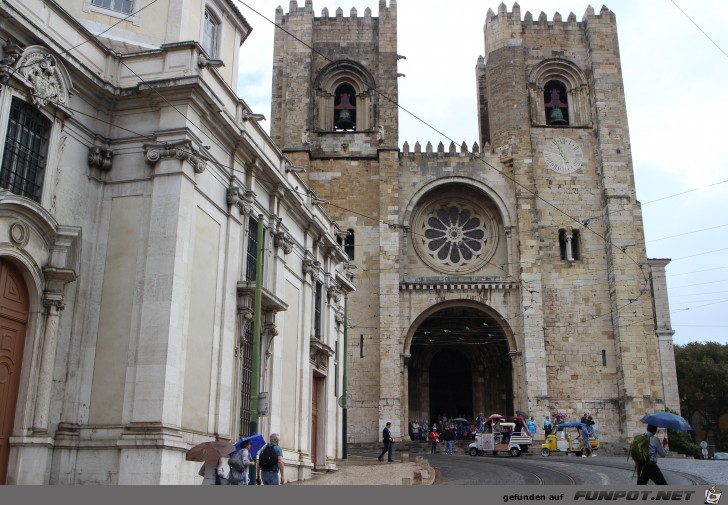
[
  {"left": 313, "top": 60, "right": 375, "bottom": 132},
  {"left": 528, "top": 59, "right": 591, "bottom": 128}
]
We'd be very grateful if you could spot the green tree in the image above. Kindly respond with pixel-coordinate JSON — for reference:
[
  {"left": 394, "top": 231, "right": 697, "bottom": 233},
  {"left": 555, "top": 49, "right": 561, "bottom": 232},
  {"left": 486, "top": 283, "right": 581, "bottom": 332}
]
[{"left": 674, "top": 342, "right": 728, "bottom": 452}]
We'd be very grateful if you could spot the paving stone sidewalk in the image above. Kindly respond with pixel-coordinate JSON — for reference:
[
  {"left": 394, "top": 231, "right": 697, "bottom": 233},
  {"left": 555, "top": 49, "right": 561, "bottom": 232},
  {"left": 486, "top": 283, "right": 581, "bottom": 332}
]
[{"left": 291, "top": 455, "right": 435, "bottom": 485}]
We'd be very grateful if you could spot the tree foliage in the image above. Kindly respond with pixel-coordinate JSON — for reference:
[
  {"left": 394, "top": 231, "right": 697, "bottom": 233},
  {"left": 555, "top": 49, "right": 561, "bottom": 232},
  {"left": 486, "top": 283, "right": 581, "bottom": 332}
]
[{"left": 674, "top": 342, "right": 728, "bottom": 452}]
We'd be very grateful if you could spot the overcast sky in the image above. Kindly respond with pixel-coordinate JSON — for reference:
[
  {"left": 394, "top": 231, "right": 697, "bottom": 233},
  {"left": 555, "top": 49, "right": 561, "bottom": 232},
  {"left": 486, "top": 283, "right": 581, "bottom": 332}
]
[{"left": 235, "top": 0, "right": 728, "bottom": 346}]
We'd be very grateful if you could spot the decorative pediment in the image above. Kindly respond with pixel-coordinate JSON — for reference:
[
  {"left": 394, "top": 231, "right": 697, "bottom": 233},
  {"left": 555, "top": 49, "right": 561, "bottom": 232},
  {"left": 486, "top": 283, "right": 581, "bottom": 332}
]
[{"left": 0, "top": 45, "right": 72, "bottom": 108}]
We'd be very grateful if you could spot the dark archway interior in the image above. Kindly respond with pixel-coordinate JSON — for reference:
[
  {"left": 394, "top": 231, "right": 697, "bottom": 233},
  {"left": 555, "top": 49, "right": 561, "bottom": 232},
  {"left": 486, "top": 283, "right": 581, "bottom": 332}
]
[
  {"left": 408, "top": 306, "right": 512, "bottom": 424},
  {"left": 429, "top": 349, "right": 472, "bottom": 421}
]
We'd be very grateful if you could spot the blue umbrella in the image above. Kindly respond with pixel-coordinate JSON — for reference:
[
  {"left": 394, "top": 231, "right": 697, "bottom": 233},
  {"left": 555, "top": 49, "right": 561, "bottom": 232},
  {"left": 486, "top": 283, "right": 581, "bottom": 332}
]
[
  {"left": 230, "top": 434, "right": 266, "bottom": 458},
  {"left": 557, "top": 421, "right": 587, "bottom": 428},
  {"left": 640, "top": 412, "right": 693, "bottom": 431}
]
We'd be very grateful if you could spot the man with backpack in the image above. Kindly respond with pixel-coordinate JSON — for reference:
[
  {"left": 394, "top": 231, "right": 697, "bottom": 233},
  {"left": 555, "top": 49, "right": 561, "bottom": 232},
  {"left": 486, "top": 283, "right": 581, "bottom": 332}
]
[
  {"left": 256, "top": 433, "right": 285, "bottom": 485},
  {"left": 634, "top": 425, "right": 669, "bottom": 485}
]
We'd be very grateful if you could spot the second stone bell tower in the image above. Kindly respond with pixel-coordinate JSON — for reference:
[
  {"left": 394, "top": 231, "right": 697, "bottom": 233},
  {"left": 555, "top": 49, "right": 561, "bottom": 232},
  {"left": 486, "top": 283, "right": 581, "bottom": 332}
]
[{"left": 271, "top": 0, "right": 403, "bottom": 441}]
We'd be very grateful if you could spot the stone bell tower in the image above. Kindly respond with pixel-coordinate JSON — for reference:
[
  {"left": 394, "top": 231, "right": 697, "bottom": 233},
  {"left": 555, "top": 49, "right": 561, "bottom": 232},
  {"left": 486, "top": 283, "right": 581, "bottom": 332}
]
[
  {"left": 476, "top": 4, "right": 678, "bottom": 436},
  {"left": 271, "top": 0, "right": 403, "bottom": 441}
]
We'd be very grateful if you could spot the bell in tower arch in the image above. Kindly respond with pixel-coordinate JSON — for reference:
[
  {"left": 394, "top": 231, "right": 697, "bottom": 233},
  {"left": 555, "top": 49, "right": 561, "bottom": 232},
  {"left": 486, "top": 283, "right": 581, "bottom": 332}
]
[
  {"left": 334, "top": 84, "right": 357, "bottom": 131},
  {"left": 544, "top": 82, "right": 569, "bottom": 126}
]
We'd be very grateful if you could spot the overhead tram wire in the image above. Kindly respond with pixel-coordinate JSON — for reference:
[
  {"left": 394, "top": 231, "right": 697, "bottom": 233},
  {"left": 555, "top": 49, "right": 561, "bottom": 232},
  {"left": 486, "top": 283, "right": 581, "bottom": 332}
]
[
  {"left": 21, "top": 3, "right": 652, "bottom": 335},
  {"left": 234, "top": 0, "right": 651, "bottom": 288},
  {"left": 642, "top": 178, "right": 728, "bottom": 205},
  {"left": 669, "top": 0, "right": 728, "bottom": 60}
]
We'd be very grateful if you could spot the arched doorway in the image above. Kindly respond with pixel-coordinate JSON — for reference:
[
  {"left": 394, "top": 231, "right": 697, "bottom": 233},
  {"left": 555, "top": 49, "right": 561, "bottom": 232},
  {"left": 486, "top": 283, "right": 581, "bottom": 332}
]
[
  {"left": 407, "top": 305, "right": 513, "bottom": 424},
  {"left": 0, "top": 259, "right": 29, "bottom": 484},
  {"left": 429, "top": 349, "right": 472, "bottom": 421}
]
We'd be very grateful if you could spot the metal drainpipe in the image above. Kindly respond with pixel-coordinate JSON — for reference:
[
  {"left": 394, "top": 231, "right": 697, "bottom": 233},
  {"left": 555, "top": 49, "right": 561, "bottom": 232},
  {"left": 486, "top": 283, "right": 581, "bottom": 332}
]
[{"left": 249, "top": 213, "right": 265, "bottom": 483}]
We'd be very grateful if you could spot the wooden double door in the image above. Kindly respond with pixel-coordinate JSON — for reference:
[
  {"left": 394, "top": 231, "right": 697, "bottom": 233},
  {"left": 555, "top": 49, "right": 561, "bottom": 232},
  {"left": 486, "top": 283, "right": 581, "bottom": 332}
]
[{"left": 0, "top": 260, "right": 29, "bottom": 485}]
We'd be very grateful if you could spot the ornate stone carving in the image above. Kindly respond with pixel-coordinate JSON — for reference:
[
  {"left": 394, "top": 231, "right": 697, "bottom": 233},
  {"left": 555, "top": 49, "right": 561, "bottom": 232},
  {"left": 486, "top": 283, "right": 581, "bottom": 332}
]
[
  {"left": 227, "top": 181, "right": 252, "bottom": 214},
  {"left": 9, "top": 221, "right": 29, "bottom": 248},
  {"left": 273, "top": 230, "right": 294, "bottom": 254},
  {"left": 88, "top": 146, "right": 113, "bottom": 172},
  {"left": 11, "top": 48, "right": 70, "bottom": 107},
  {"left": 143, "top": 140, "right": 206, "bottom": 173},
  {"left": 327, "top": 285, "right": 343, "bottom": 304}
]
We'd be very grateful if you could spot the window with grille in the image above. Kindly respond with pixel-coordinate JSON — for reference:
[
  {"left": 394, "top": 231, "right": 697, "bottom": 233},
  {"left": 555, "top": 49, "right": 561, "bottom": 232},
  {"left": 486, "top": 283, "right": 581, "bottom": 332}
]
[
  {"left": 238, "top": 321, "right": 253, "bottom": 438},
  {"left": 1, "top": 98, "right": 51, "bottom": 202},
  {"left": 314, "top": 281, "right": 323, "bottom": 339},
  {"left": 246, "top": 216, "right": 266, "bottom": 282},
  {"left": 202, "top": 9, "right": 219, "bottom": 57},
  {"left": 91, "top": 0, "right": 133, "bottom": 14}
]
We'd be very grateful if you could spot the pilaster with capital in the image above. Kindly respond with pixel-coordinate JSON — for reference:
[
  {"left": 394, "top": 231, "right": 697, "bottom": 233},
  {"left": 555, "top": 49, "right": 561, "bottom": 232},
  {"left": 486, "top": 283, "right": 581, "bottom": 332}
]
[{"left": 32, "top": 288, "right": 68, "bottom": 433}]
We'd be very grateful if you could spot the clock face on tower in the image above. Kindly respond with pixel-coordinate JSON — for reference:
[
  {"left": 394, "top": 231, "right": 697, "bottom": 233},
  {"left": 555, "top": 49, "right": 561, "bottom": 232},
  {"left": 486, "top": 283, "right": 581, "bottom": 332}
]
[{"left": 543, "top": 137, "right": 584, "bottom": 174}]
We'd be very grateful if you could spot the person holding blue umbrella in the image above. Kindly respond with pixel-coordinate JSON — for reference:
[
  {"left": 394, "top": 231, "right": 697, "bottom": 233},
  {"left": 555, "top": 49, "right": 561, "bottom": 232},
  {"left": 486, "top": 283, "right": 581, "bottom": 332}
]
[
  {"left": 228, "top": 439, "right": 255, "bottom": 485},
  {"left": 637, "top": 424, "right": 669, "bottom": 485}
]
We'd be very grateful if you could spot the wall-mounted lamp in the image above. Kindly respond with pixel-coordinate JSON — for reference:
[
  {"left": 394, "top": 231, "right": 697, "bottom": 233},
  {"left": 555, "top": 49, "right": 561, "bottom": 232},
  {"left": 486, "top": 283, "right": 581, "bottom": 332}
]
[
  {"left": 311, "top": 197, "right": 329, "bottom": 205},
  {"left": 343, "top": 262, "right": 357, "bottom": 270},
  {"left": 243, "top": 111, "right": 266, "bottom": 122},
  {"left": 286, "top": 165, "right": 307, "bottom": 173}
]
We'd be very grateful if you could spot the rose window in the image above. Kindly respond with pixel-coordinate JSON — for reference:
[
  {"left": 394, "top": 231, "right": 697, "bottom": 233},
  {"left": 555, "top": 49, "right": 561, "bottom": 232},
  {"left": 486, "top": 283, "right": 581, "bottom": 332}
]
[
  {"left": 424, "top": 206, "right": 487, "bottom": 266},
  {"left": 412, "top": 195, "right": 498, "bottom": 274}
]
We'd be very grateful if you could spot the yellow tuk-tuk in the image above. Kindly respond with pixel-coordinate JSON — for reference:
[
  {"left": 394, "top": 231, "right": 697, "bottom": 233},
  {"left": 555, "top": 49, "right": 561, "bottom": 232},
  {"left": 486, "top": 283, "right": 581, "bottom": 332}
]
[{"left": 540, "top": 422, "right": 599, "bottom": 457}]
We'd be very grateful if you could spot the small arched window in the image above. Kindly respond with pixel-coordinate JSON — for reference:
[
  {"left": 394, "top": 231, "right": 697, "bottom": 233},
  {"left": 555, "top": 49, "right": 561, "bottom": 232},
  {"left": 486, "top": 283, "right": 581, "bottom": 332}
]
[
  {"left": 337, "top": 229, "right": 355, "bottom": 260},
  {"left": 558, "top": 229, "right": 580, "bottom": 261},
  {"left": 334, "top": 83, "right": 357, "bottom": 131},
  {"left": 544, "top": 80, "right": 569, "bottom": 125}
]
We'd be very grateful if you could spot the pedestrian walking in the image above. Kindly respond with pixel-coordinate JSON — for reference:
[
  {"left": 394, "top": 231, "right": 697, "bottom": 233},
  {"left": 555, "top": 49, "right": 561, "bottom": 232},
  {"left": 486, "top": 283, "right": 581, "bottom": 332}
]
[
  {"left": 228, "top": 439, "right": 254, "bottom": 485},
  {"left": 637, "top": 425, "right": 669, "bottom": 485},
  {"left": 526, "top": 416, "right": 537, "bottom": 437},
  {"left": 256, "top": 433, "right": 285, "bottom": 485},
  {"left": 429, "top": 426, "right": 439, "bottom": 454},
  {"left": 378, "top": 421, "right": 395, "bottom": 462},
  {"left": 542, "top": 415, "right": 553, "bottom": 437}
]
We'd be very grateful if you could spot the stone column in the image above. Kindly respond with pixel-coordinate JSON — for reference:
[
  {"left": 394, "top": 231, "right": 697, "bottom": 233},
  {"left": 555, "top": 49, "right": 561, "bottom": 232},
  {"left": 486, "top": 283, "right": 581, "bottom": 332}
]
[{"left": 32, "top": 295, "right": 63, "bottom": 433}]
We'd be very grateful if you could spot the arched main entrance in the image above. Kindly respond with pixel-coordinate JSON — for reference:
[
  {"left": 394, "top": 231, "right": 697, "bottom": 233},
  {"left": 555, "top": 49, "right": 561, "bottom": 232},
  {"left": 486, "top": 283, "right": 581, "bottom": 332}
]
[
  {"left": 0, "top": 259, "right": 29, "bottom": 484},
  {"left": 407, "top": 304, "right": 513, "bottom": 424}
]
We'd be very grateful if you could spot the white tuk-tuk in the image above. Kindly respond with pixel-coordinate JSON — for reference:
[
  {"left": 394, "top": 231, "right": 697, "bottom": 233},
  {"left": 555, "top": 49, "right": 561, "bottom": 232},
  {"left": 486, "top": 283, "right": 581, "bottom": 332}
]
[{"left": 468, "top": 414, "right": 533, "bottom": 457}]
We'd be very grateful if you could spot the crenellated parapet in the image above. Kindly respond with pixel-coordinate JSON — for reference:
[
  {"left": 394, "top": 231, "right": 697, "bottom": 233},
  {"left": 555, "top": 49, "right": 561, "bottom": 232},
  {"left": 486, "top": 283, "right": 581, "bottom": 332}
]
[
  {"left": 400, "top": 140, "right": 490, "bottom": 158},
  {"left": 484, "top": 3, "right": 615, "bottom": 55},
  {"left": 277, "top": 0, "right": 395, "bottom": 22}
]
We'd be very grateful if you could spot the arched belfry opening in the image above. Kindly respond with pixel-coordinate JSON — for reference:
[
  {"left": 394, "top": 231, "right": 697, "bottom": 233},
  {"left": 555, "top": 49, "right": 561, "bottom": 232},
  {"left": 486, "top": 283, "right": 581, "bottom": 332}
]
[
  {"left": 406, "top": 305, "right": 513, "bottom": 424},
  {"left": 334, "top": 83, "right": 357, "bottom": 131}
]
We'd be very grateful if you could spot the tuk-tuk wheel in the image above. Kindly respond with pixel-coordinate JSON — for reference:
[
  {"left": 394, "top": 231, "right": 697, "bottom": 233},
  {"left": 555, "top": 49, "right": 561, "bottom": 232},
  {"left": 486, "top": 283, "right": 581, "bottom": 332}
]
[
  {"left": 509, "top": 447, "right": 521, "bottom": 457},
  {"left": 468, "top": 447, "right": 478, "bottom": 457},
  {"left": 575, "top": 451, "right": 582, "bottom": 457},
  {"left": 540, "top": 448, "right": 550, "bottom": 457},
  {"left": 477, "top": 450, "right": 485, "bottom": 456}
]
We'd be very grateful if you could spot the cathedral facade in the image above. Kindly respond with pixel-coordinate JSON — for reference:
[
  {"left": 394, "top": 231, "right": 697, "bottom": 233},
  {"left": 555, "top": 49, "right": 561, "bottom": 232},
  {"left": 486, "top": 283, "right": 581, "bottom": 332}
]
[
  {"left": 0, "top": 0, "right": 353, "bottom": 484},
  {"left": 273, "top": 0, "right": 679, "bottom": 446}
]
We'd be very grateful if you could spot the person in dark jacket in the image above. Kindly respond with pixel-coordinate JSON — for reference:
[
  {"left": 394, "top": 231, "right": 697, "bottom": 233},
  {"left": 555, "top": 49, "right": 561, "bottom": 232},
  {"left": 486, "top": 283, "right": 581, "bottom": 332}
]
[
  {"left": 442, "top": 426, "right": 455, "bottom": 455},
  {"left": 378, "top": 422, "right": 394, "bottom": 462}
]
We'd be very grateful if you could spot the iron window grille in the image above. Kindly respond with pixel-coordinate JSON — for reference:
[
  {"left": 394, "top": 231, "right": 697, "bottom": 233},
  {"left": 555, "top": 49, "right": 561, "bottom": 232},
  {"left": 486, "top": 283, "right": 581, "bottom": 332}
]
[
  {"left": 238, "top": 321, "right": 253, "bottom": 438},
  {"left": 314, "top": 281, "right": 323, "bottom": 339},
  {"left": 1, "top": 98, "right": 51, "bottom": 202}
]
